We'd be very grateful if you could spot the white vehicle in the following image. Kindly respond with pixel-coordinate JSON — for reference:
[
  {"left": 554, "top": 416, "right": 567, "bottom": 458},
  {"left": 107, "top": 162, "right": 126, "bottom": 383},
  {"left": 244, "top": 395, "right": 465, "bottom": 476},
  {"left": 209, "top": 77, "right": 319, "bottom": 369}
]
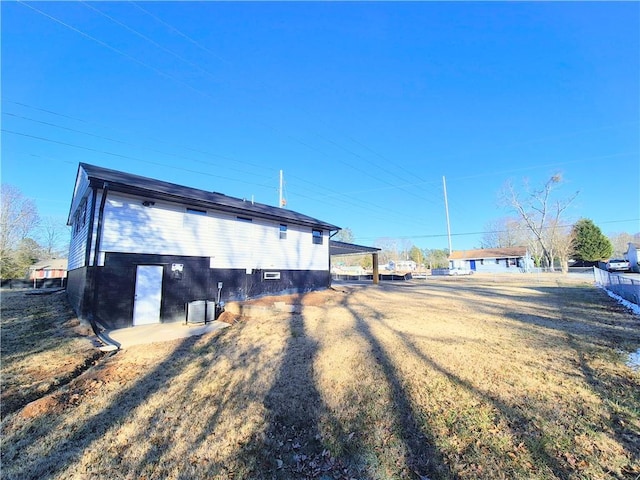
[
  {"left": 448, "top": 267, "right": 474, "bottom": 276},
  {"left": 606, "top": 259, "right": 630, "bottom": 272}
]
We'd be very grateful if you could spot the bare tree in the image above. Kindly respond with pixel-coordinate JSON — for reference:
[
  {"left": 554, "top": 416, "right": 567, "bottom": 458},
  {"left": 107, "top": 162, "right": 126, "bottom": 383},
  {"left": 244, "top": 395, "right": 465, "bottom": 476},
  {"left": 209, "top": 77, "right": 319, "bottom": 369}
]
[
  {"left": 39, "top": 216, "right": 71, "bottom": 258},
  {"left": 501, "top": 174, "right": 578, "bottom": 272},
  {"left": 398, "top": 238, "right": 413, "bottom": 261},
  {"left": 1, "top": 185, "right": 40, "bottom": 251},
  {"left": 549, "top": 220, "right": 574, "bottom": 273},
  {"left": 374, "top": 237, "right": 399, "bottom": 264},
  {"left": 608, "top": 232, "right": 640, "bottom": 258},
  {"left": 480, "top": 217, "right": 528, "bottom": 249},
  {"left": 1, "top": 185, "right": 40, "bottom": 277}
]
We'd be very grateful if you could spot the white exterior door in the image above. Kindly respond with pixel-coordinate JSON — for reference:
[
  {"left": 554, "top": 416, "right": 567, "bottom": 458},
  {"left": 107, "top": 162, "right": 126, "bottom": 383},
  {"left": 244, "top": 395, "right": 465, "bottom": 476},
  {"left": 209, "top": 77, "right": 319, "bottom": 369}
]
[{"left": 133, "top": 265, "right": 163, "bottom": 326}]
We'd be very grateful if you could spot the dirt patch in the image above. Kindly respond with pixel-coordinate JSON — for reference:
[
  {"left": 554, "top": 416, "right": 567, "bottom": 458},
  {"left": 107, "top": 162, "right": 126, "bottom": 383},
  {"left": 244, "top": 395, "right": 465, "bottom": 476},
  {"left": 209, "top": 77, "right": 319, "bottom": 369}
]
[{"left": 240, "top": 287, "right": 349, "bottom": 308}]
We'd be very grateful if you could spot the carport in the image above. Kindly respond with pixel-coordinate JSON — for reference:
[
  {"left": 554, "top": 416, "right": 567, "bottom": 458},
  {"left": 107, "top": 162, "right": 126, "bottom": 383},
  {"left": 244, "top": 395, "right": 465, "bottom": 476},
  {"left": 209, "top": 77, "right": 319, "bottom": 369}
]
[{"left": 329, "top": 240, "right": 382, "bottom": 284}]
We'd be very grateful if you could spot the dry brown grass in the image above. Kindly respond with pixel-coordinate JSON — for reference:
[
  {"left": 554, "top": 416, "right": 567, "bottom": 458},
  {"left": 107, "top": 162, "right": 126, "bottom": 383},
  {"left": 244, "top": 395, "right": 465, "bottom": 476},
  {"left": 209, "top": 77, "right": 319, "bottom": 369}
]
[
  {"left": 1, "top": 289, "right": 102, "bottom": 418},
  {"left": 1, "top": 274, "right": 639, "bottom": 479}
]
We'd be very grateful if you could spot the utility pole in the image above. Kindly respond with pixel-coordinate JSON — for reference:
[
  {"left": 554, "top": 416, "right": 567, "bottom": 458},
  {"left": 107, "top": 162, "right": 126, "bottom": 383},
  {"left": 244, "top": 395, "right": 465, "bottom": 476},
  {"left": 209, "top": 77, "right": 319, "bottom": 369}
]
[
  {"left": 443, "top": 176, "right": 452, "bottom": 254},
  {"left": 279, "top": 170, "right": 284, "bottom": 208}
]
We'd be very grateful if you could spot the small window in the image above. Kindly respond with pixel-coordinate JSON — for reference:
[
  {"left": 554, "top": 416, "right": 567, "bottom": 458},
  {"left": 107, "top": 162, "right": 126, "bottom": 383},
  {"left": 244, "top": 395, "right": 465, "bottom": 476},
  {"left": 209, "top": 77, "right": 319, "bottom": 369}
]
[
  {"left": 73, "top": 199, "right": 87, "bottom": 237},
  {"left": 480, "top": 259, "right": 484, "bottom": 265},
  {"left": 312, "top": 229, "right": 323, "bottom": 245},
  {"left": 264, "top": 271, "right": 281, "bottom": 280},
  {"left": 495, "top": 258, "right": 500, "bottom": 264},
  {"left": 237, "top": 216, "right": 252, "bottom": 222},
  {"left": 186, "top": 208, "right": 206, "bottom": 215},
  {"left": 279, "top": 224, "right": 287, "bottom": 240}
]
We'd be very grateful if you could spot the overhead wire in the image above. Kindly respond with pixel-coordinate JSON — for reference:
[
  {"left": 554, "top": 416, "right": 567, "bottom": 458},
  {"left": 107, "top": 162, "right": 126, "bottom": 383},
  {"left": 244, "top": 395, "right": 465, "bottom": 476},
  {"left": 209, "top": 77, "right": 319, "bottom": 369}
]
[
  {"left": 3, "top": 107, "right": 428, "bottom": 224},
  {"left": 2, "top": 128, "right": 275, "bottom": 190},
  {"left": 11, "top": 2, "right": 638, "bottom": 238}
]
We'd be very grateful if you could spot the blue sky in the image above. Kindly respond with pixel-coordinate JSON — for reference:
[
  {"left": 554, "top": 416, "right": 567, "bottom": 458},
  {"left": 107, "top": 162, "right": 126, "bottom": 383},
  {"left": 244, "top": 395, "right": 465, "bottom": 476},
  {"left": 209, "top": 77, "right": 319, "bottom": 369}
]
[{"left": 2, "top": 1, "right": 639, "bottom": 251}]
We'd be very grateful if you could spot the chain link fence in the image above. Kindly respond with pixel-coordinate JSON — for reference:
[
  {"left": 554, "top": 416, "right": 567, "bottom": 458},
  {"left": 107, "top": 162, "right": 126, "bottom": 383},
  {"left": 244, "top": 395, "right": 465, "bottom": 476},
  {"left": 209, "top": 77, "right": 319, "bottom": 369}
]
[{"left": 593, "top": 267, "right": 640, "bottom": 306}]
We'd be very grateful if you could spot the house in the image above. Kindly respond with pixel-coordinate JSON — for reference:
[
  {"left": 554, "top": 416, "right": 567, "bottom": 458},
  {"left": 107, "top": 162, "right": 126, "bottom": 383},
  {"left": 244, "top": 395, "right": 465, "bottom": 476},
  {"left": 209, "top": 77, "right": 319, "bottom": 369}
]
[
  {"left": 28, "top": 258, "right": 68, "bottom": 280},
  {"left": 66, "top": 163, "right": 340, "bottom": 330},
  {"left": 388, "top": 260, "right": 417, "bottom": 271},
  {"left": 625, "top": 243, "right": 640, "bottom": 273},
  {"left": 449, "top": 247, "right": 533, "bottom": 273}
]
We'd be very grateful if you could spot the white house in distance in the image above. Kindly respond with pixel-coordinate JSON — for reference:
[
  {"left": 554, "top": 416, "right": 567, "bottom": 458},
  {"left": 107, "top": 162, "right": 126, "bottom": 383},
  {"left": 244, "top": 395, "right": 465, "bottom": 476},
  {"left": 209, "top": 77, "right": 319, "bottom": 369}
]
[
  {"left": 66, "top": 163, "right": 340, "bottom": 330},
  {"left": 625, "top": 243, "right": 640, "bottom": 273},
  {"left": 449, "top": 247, "right": 533, "bottom": 273},
  {"left": 388, "top": 260, "right": 417, "bottom": 271}
]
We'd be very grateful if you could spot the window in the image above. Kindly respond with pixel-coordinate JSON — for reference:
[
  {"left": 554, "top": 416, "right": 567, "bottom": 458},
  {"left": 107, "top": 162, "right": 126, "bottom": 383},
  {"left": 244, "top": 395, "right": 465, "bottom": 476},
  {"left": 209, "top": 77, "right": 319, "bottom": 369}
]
[
  {"left": 312, "top": 229, "right": 323, "bottom": 245},
  {"left": 73, "top": 199, "right": 87, "bottom": 237},
  {"left": 186, "top": 208, "right": 207, "bottom": 215},
  {"left": 279, "top": 224, "right": 287, "bottom": 240},
  {"left": 236, "top": 216, "right": 252, "bottom": 222}
]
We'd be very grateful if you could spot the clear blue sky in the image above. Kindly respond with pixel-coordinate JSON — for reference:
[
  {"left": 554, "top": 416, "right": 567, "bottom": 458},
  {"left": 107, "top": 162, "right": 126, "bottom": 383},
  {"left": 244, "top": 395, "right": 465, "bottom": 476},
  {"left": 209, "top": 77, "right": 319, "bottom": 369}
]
[{"left": 2, "top": 1, "right": 639, "bottom": 251}]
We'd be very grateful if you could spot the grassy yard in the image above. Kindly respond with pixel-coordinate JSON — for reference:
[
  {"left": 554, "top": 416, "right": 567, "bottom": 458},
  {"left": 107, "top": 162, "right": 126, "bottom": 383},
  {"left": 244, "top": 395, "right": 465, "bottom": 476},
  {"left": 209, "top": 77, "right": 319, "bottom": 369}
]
[
  {"left": 1, "top": 289, "right": 103, "bottom": 418},
  {"left": 1, "top": 275, "right": 639, "bottom": 479}
]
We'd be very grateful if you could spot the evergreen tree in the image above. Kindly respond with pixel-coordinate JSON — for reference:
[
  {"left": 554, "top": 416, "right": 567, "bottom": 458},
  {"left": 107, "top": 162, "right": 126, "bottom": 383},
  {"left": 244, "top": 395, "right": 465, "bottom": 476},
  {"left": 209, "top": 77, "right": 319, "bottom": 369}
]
[{"left": 571, "top": 219, "right": 613, "bottom": 262}]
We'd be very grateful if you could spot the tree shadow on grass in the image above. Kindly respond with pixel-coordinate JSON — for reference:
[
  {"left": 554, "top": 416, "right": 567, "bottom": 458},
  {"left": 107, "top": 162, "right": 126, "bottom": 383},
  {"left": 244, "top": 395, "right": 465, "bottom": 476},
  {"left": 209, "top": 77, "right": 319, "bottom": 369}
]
[
  {"left": 340, "top": 298, "right": 455, "bottom": 479},
  {"left": 1, "top": 334, "right": 205, "bottom": 479},
  {"left": 231, "top": 308, "right": 358, "bottom": 478}
]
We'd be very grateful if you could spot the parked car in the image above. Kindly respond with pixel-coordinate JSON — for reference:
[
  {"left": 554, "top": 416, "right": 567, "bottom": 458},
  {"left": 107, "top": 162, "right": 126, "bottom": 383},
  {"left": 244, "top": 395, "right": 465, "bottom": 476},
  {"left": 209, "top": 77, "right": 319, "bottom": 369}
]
[
  {"left": 606, "top": 259, "right": 630, "bottom": 272},
  {"left": 448, "top": 267, "right": 474, "bottom": 276}
]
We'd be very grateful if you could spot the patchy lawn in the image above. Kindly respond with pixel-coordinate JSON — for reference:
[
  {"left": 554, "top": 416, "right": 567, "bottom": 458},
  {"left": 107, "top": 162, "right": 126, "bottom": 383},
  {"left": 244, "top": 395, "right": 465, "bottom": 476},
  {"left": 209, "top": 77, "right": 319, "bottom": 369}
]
[
  {"left": 1, "top": 289, "right": 103, "bottom": 418},
  {"left": 1, "top": 275, "right": 639, "bottom": 479}
]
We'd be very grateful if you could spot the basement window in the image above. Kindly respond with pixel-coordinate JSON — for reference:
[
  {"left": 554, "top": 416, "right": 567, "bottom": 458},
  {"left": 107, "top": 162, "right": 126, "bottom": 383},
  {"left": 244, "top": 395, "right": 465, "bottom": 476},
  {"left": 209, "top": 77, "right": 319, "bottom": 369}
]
[
  {"left": 279, "top": 224, "right": 287, "bottom": 240},
  {"left": 312, "top": 229, "right": 323, "bottom": 245},
  {"left": 264, "top": 271, "right": 281, "bottom": 280}
]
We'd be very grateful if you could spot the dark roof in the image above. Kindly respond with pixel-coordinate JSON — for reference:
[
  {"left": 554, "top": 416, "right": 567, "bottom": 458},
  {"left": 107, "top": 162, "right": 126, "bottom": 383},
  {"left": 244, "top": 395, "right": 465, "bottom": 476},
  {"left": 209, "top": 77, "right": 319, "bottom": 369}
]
[
  {"left": 449, "top": 247, "right": 528, "bottom": 260},
  {"left": 330, "top": 240, "right": 380, "bottom": 256},
  {"left": 78, "top": 163, "right": 340, "bottom": 230}
]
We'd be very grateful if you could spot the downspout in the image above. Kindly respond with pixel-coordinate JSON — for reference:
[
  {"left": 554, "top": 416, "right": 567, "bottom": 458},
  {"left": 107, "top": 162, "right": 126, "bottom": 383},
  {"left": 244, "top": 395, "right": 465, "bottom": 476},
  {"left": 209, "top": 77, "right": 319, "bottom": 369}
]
[{"left": 89, "top": 183, "right": 117, "bottom": 350}]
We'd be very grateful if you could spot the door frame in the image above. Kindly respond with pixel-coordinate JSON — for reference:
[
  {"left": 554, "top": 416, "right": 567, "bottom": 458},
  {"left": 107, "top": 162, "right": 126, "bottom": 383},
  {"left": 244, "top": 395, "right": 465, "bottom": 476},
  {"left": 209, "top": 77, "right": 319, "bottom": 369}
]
[{"left": 132, "top": 265, "right": 164, "bottom": 326}]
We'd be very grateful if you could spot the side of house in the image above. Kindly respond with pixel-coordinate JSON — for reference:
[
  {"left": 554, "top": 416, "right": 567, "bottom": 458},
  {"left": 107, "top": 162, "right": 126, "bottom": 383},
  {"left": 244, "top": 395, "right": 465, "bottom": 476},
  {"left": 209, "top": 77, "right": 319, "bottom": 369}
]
[
  {"left": 66, "top": 163, "right": 339, "bottom": 330},
  {"left": 625, "top": 243, "right": 640, "bottom": 273},
  {"left": 449, "top": 247, "right": 532, "bottom": 273}
]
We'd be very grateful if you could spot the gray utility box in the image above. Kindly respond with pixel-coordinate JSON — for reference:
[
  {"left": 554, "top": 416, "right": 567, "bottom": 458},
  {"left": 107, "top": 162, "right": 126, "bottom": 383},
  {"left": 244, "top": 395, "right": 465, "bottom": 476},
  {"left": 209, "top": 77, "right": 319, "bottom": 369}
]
[{"left": 185, "top": 300, "right": 219, "bottom": 324}]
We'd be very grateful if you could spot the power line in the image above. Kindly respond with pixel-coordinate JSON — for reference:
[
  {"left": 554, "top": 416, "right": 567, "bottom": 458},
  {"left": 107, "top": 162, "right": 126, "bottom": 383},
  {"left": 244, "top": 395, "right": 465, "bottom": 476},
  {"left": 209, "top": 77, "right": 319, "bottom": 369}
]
[
  {"left": 2, "top": 128, "right": 275, "bottom": 189},
  {"left": 2, "top": 111, "right": 275, "bottom": 181},
  {"left": 356, "top": 218, "right": 640, "bottom": 242}
]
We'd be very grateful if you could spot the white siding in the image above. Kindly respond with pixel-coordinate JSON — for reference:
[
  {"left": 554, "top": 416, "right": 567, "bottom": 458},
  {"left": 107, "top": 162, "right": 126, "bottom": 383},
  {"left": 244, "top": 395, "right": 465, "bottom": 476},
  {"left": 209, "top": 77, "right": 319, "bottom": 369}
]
[
  {"left": 98, "top": 192, "right": 329, "bottom": 270},
  {"left": 67, "top": 187, "right": 93, "bottom": 271}
]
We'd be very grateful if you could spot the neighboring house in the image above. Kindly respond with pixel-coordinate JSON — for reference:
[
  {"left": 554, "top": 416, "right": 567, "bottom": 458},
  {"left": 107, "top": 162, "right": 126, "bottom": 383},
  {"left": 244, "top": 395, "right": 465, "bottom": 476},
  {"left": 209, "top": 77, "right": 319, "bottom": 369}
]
[
  {"left": 66, "top": 163, "right": 340, "bottom": 330},
  {"left": 388, "top": 260, "right": 417, "bottom": 271},
  {"left": 331, "top": 265, "right": 368, "bottom": 275},
  {"left": 625, "top": 243, "right": 640, "bottom": 273},
  {"left": 449, "top": 247, "right": 533, "bottom": 273},
  {"left": 28, "top": 258, "right": 68, "bottom": 279}
]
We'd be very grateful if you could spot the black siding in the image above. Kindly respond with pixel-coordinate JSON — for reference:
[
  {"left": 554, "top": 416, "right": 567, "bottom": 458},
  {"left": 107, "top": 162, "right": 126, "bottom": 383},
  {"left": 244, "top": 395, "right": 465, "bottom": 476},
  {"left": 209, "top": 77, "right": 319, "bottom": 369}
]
[{"left": 88, "top": 253, "right": 330, "bottom": 329}]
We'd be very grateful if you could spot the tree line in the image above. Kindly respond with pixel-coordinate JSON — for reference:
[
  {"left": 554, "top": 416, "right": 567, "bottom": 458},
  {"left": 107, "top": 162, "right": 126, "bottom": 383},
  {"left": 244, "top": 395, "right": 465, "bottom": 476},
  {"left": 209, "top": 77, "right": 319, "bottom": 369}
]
[
  {"left": 0, "top": 184, "right": 70, "bottom": 279},
  {"left": 336, "top": 175, "right": 637, "bottom": 272}
]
